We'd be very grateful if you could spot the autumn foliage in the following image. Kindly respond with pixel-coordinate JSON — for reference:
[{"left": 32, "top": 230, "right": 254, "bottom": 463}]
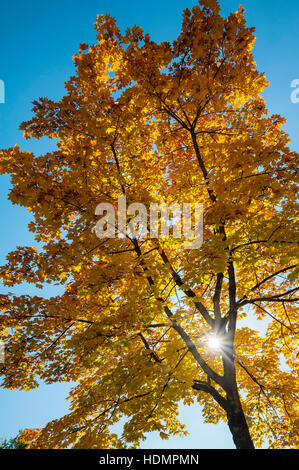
[{"left": 0, "top": 0, "right": 298, "bottom": 449}]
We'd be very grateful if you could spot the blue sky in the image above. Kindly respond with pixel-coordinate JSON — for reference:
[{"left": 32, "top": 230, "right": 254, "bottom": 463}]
[{"left": 0, "top": 0, "right": 298, "bottom": 449}]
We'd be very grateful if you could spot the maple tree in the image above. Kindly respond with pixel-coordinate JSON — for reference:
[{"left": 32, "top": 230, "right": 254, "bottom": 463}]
[{"left": 0, "top": 0, "right": 298, "bottom": 450}]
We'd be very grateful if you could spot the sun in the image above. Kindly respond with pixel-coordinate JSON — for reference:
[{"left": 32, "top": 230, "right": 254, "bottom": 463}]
[{"left": 207, "top": 335, "right": 221, "bottom": 351}]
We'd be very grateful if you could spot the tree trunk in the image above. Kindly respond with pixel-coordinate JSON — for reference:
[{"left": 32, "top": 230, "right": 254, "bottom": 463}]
[
  {"left": 226, "top": 387, "right": 255, "bottom": 449},
  {"left": 222, "top": 344, "right": 255, "bottom": 449}
]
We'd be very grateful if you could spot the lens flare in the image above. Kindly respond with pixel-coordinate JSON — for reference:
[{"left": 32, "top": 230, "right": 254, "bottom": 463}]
[{"left": 207, "top": 335, "right": 221, "bottom": 350}]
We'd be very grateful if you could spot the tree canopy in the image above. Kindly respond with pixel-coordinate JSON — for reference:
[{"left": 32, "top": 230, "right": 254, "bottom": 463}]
[
  {"left": 0, "top": 0, "right": 298, "bottom": 449},
  {"left": 0, "top": 431, "right": 25, "bottom": 449}
]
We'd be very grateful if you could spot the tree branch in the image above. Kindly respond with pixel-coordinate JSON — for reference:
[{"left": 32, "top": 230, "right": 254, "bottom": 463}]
[{"left": 192, "top": 380, "right": 228, "bottom": 411}]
